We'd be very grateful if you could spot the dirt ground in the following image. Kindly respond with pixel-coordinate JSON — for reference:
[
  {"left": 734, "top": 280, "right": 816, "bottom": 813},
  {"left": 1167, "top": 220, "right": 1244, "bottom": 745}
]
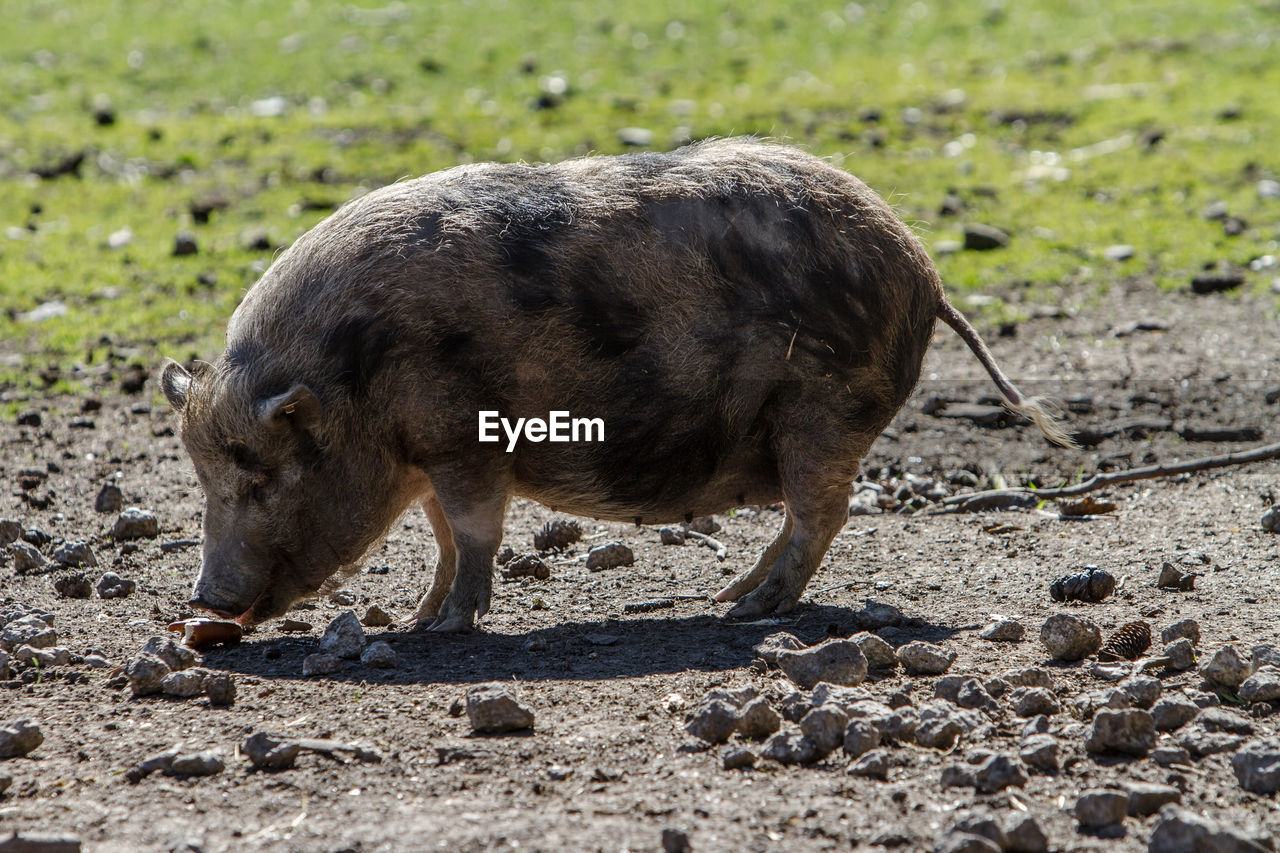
[{"left": 2, "top": 276, "right": 1279, "bottom": 852}]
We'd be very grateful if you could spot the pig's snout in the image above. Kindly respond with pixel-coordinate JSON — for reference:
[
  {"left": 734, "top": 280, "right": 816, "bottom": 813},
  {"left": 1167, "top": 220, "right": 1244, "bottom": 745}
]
[{"left": 188, "top": 596, "right": 240, "bottom": 619}]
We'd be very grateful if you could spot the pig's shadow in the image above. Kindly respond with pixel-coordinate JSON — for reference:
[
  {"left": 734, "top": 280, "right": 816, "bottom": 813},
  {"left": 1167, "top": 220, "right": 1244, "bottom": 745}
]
[{"left": 207, "top": 607, "right": 969, "bottom": 685}]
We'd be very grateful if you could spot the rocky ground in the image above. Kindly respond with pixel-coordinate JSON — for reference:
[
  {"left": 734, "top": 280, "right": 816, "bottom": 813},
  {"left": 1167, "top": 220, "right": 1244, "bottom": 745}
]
[{"left": 2, "top": 277, "right": 1280, "bottom": 852}]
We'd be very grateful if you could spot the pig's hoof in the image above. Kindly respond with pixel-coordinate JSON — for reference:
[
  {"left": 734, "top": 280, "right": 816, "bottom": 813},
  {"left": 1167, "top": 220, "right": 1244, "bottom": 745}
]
[
  {"left": 426, "top": 613, "right": 475, "bottom": 633},
  {"left": 725, "top": 585, "right": 798, "bottom": 620}
]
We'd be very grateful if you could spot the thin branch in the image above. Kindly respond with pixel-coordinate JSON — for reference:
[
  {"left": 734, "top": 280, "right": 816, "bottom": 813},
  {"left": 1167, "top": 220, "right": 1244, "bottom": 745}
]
[
  {"left": 939, "top": 439, "right": 1280, "bottom": 510},
  {"left": 683, "top": 529, "right": 727, "bottom": 561}
]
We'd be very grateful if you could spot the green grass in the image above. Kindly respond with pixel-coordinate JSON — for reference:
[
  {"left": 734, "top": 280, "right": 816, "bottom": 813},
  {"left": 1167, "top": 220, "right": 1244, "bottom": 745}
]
[{"left": 2, "top": 0, "right": 1278, "bottom": 391}]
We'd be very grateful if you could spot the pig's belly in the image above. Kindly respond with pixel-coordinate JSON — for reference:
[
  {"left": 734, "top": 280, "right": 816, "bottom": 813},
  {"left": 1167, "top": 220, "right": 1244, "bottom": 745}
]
[{"left": 511, "top": 439, "right": 783, "bottom": 524}]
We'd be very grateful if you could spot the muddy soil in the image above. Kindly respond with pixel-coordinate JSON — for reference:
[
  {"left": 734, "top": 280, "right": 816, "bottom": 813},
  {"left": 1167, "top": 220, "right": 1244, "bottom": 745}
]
[{"left": 2, "top": 278, "right": 1279, "bottom": 852}]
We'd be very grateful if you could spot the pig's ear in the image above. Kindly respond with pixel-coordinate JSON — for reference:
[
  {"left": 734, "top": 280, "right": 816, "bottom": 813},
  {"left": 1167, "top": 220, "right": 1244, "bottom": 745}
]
[
  {"left": 258, "top": 385, "right": 321, "bottom": 431},
  {"left": 160, "top": 360, "right": 193, "bottom": 411}
]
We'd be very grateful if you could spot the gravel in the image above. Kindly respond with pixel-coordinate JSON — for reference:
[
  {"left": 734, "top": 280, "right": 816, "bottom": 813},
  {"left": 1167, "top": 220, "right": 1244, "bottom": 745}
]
[
  {"left": 1039, "top": 613, "right": 1102, "bottom": 660},
  {"left": 777, "top": 639, "right": 868, "bottom": 688},
  {"left": 466, "top": 683, "right": 535, "bottom": 734}
]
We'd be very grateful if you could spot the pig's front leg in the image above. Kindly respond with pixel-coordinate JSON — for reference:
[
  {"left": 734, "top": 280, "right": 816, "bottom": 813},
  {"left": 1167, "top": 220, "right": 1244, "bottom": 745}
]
[
  {"left": 408, "top": 494, "right": 458, "bottom": 624},
  {"left": 421, "top": 478, "right": 510, "bottom": 633}
]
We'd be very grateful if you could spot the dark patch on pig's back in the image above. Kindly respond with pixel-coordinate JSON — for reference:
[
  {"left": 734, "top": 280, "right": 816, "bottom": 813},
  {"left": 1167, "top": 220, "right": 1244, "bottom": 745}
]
[{"left": 322, "top": 315, "right": 402, "bottom": 397}]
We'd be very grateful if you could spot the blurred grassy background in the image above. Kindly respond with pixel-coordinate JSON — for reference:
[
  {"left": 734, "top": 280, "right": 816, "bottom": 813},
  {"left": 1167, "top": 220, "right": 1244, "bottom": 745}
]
[{"left": 1, "top": 0, "right": 1278, "bottom": 396}]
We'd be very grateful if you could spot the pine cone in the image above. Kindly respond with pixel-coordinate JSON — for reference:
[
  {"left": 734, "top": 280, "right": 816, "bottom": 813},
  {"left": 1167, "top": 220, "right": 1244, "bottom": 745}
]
[
  {"left": 533, "top": 519, "right": 583, "bottom": 553},
  {"left": 1049, "top": 566, "right": 1116, "bottom": 603},
  {"left": 1098, "top": 621, "right": 1152, "bottom": 661}
]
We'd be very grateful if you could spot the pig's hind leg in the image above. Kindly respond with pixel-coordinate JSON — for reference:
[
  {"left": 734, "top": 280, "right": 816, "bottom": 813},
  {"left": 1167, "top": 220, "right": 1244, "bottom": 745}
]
[
  {"left": 419, "top": 480, "right": 510, "bottom": 633},
  {"left": 407, "top": 494, "right": 458, "bottom": 624},
  {"left": 724, "top": 438, "right": 867, "bottom": 619}
]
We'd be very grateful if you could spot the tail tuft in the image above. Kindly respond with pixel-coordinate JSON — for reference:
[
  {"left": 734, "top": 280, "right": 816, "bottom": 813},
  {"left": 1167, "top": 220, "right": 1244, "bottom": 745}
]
[
  {"left": 1005, "top": 396, "right": 1077, "bottom": 449},
  {"left": 936, "top": 299, "right": 1077, "bottom": 449}
]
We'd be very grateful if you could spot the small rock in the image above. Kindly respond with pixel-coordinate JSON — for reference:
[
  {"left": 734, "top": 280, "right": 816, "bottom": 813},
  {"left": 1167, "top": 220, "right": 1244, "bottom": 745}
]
[
  {"left": 0, "top": 651, "right": 8, "bottom": 679},
  {"left": 1126, "top": 782, "right": 1181, "bottom": 817},
  {"left": 1001, "top": 667, "right": 1054, "bottom": 690},
  {"left": 1118, "top": 675, "right": 1161, "bottom": 709},
  {"left": 466, "top": 683, "right": 534, "bottom": 733},
  {"left": 94, "top": 483, "right": 124, "bottom": 514},
  {"left": 1012, "top": 687, "right": 1060, "bottom": 718},
  {"left": 125, "top": 744, "right": 182, "bottom": 782},
  {"left": 160, "top": 670, "right": 206, "bottom": 698},
  {"left": 360, "top": 641, "right": 398, "bottom": 669},
  {"left": 1085, "top": 708, "right": 1155, "bottom": 756},
  {"left": 1018, "top": 734, "right": 1059, "bottom": 773},
  {"left": 799, "top": 705, "right": 848, "bottom": 756},
  {"left": 96, "top": 571, "right": 136, "bottom": 599},
  {"left": 317, "top": 611, "right": 366, "bottom": 659},
  {"left": 53, "top": 572, "right": 93, "bottom": 598},
  {"left": 1074, "top": 789, "right": 1127, "bottom": 828},
  {"left": 659, "top": 527, "right": 686, "bottom": 545},
  {"left": 203, "top": 672, "right": 236, "bottom": 707},
  {"left": 1089, "top": 661, "right": 1130, "bottom": 681},
  {"left": 140, "top": 636, "right": 199, "bottom": 671},
  {"left": 173, "top": 231, "right": 198, "bottom": 256},
  {"left": 843, "top": 719, "right": 881, "bottom": 758},
  {"left": 847, "top": 748, "right": 891, "bottom": 780},
  {"left": 126, "top": 654, "right": 172, "bottom": 696},
  {"left": 915, "top": 702, "right": 984, "bottom": 750},
  {"left": 956, "top": 680, "right": 998, "bottom": 713},
  {"left": 1161, "top": 618, "right": 1200, "bottom": 646},
  {"left": 660, "top": 828, "right": 691, "bottom": 853},
  {"left": 686, "top": 700, "right": 738, "bottom": 744},
  {"left": 1164, "top": 638, "right": 1197, "bottom": 671},
  {"left": 0, "top": 520, "right": 24, "bottom": 547},
  {"left": 243, "top": 732, "right": 301, "bottom": 770},
  {"left": 15, "top": 645, "right": 71, "bottom": 666},
  {"left": 721, "top": 746, "right": 756, "bottom": 770},
  {"left": 945, "top": 809, "right": 1006, "bottom": 849},
  {"left": 963, "top": 223, "right": 1009, "bottom": 251},
  {"left": 52, "top": 540, "right": 97, "bottom": 568},
  {"left": 0, "top": 718, "right": 42, "bottom": 759},
  {"left": 1151, "top": 695, "right": 1201, "bottom": 731},
  {"left": 616, "top": 127, "right": 655, "bottom": 147},
  {"left": 1040, "top": 613, "right": 1102, "bottom": 661},
  {"left": 735, "top": 697, "right": 781, "bottom": 740},
  {"left": 1004, "top": 813, "right": 1049, "bottom": 853},
  {"left": 979, "top": 618, "right": 1024, "bottom": 642},
  {"left": 934, "top": 833, "right": 1001, "bottom": 853},
  {"left": 1152, "top": 745, "right": 1192, "bottom": 766},
  {"left": 852, "top": 599, "right": 902, "bottom": 629},
  {"left": 1198, "top": 707, "right": 1253, "bottom": 735},
  {"left": 760, "top": 729, "right": 821, "bottom": 765},
  {"left": 585, "top": 542, "right": 634, "bottom": 571},
  {"left": 1201, "top": 645, "right": 1250, "bottom": 688},
  {"left": 849, "top": 631, "right": 898, "bottom": 669},
  {"left": 810, "top": 683, "right": 874, "bottom": 711},
  {"left": 1149, "top": 804, "right": 1272, "bottom": 852},
  {"left": 361, "top": 604, "right": 394, "bottom": 627},
  {"left": 1178, "top": 725, "right": 1244, "bottom": 758},
  {"left": 1259, "top": 179, "right": 1280, "bottom": 200},
  {"left": 777, "top": 639, "right": 868, "bottom": 688},
  {"left": 1240, "top": 666, "right": 1280, "bottom": 702},
  {"left": 2, "top": 614, "right": 56, "bottom": 649},
  {"left": 1190, "top": 270, "right": 1244, "bottom": 294},
  {"left": 301, "top": 653, "right": 342, "bottom": 677},
  {"left": 753, "top": 631, "right": 804, "bottom": 665},
  {"left": 111, "top": 508, "right": 159, "bottom": 540},
  {"left": 1251, "top": 643, "right": 1280, "bottom": 671},
  {"left": 1263, "top": 506, "right": 1280, "bottom": 533},
  {"left": 970, "top": 753, "right": 1027, "bottom": 792},
  {"left": 897, "top": 641, "right": 956, "bottom": 675},
  {"left": 169, "top": 751, "right": 224, "bottom": 777},
  {"left": 1157, "top": 561, "right": 1199, "bottom": 590},
  {"left": 1231, "top": 739, "right": 1280, "bottom": 795},
  {"left": 10, "top": 542, "right": 47, "bottom": 574},
  {"left": 1103, "top": 244, "right": 1135, "bottom": 261}
]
